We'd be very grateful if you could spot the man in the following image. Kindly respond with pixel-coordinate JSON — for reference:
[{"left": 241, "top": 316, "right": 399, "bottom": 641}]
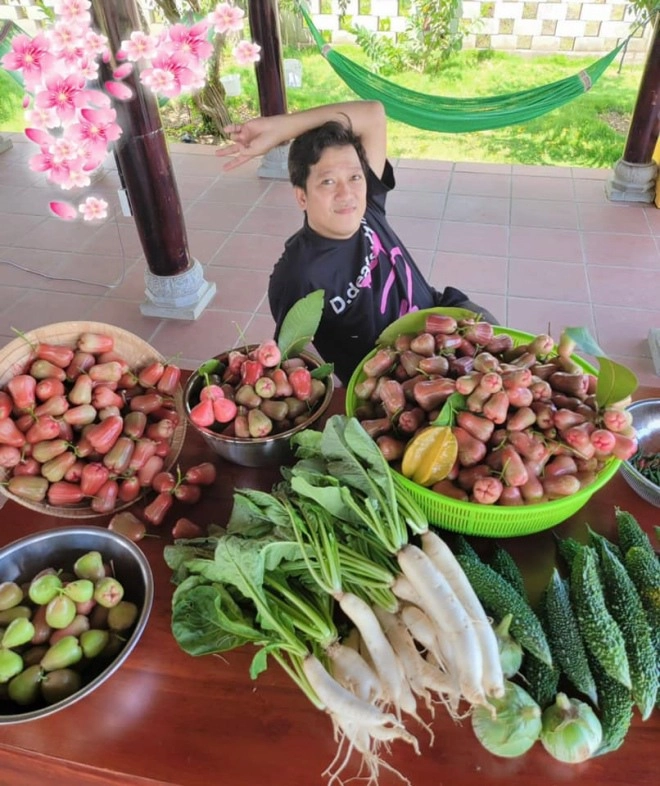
[{"left": 216, "top": 100, "right": 495, "bottom": 384}]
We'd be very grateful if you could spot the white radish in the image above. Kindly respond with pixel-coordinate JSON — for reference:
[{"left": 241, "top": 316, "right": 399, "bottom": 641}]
[
  {"left": 420, "top": 530, "right": 504, "bottom": 698},
  {"left": 337, "top": 591, "right": 417, "bottom": 719},
  {"left": 303, "top": 654, "right": 411, "bottom": 729},
  {"left": 398, "top": 603, "right": 447, "bottom": 669},
  {"left": 327, "top": 641, "right": 383, "bottom": 705},
  {"left": 303, "top": 654, "right": 418, "bottom": 786},
  {"left": 391, "top": 573, "right": 424, "bottom": 607},
  {"left": 396, "top": 543, "right": 487, "bottom": 708},
  {"left": 374, "top": 605, "right": 438, "bottom": 717}
]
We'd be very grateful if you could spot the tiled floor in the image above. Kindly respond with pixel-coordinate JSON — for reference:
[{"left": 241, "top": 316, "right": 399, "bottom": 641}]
[{"left": 0, "top": 131, "right": 659, "bottom": 386}]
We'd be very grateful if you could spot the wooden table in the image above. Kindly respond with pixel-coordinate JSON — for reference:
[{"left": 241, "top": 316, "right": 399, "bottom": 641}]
[{"left": 0, "top": 386, "right": 658, "bottom": 786}]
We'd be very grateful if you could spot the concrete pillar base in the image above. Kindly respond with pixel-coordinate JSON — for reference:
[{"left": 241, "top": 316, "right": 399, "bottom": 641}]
[
  {"left": 258, "top": 143, "right": 290, "bottom": 180},
  {"left": 0, "top": 135, "right": 13, "bottom": 154},
  {"left": 140, "top": 259, "right": 217, "bottom": 320},
  {"left": 606, "top": 158, "right": 657, "bottom": 203}
]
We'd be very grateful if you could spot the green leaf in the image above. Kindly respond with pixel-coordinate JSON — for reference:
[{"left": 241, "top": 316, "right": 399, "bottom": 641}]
[
  {"left": 171, "top": 583, "right": 261, "bottom": 656},
  {"left": 226, "top": 489, "right": 292, "bottom": 538},
  {"left": 594, "top": 357, "right": 638, "bottom": 408},
  {"left": 310, "top": 362, "right": 334, "bottom": 379},
  {"left": 431, "top": 392, "right": 467, "bottom": 426},
  {"left": 559, "top": 327, "right": 638, "bottom": 407},
  {"left": 376, "top": 306, "right": 478, "bottom": 347},
  {"left": 197, "top": 358, "right": 224, "bottom": 376},
  {"left": 249, "top": 647, "right": 270, "bottom": 679},
  {"left": 277, "top": 289, "right": 325, "bottom": 360},
  {"left": 563, "top": 327, "right": 606, "bottom": 358}
]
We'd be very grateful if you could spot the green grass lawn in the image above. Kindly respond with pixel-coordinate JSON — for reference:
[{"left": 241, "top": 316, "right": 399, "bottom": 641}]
[
  {"left": 0, "top": 69, "right": 24, "bottom": 132},
  {"left": 2, "top": 43, "right": 645, "bottom": 168}
]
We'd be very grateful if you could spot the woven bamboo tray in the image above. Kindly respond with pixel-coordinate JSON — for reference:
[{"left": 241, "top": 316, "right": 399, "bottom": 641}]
[{"left": 0, "top": 322, "right": 186, "bottom": 518}]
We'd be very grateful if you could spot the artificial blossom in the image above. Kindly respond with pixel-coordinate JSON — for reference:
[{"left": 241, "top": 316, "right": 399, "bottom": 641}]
[{"left": 1, "top": 0, "right": 261, "bottom": 222}]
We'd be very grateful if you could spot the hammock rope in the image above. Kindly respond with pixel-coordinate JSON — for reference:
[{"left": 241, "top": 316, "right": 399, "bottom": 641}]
[{"left": 298, "top": 4, "right": 627, "bottom": 133}]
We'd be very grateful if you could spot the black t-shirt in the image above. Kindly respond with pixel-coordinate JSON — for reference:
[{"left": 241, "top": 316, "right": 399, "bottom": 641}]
[{"left": 268, "top": 162, "right": 466, "bottom": 385}]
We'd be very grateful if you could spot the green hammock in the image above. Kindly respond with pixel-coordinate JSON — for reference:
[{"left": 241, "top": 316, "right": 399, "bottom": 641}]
[{"left": 299, "top": 4, "right": 626, "bottom": 133}]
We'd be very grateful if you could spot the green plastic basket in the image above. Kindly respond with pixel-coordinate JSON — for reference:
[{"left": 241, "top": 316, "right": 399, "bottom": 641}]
[{"left": 345, "top": 315, "right": 621, "bottom": 538}]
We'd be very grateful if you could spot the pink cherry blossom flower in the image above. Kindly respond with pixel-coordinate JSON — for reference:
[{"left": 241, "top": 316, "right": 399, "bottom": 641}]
[
  {"left": 233, "top": 40, "right": 261, "bottom": 66},
  {"left": 1, "top": 33, "right": 56, "bottom": 90},
  {"left": 25, "top": 106, "right": 60, "bottom": 129},
  {"left": 83, "top": 30, "right": 109, "bottom": 59},
  {"left": 79, "top": 196, "right": 108, "bottom": 221},
  {"left": 52, "top": 0, "right": 91, "bottom": 25},
  {"left": 49, "top": 200, "right": 78, "bottom": 221},
  {"left": 140, "top": 67, "right": 177, "bottom": 96},
  {"left": 47, "top": 20, "right": 86, "bottom": 59},
  {"left": 119, "top": 31, "right": 158, "bottom": 62},
  {"left": 60, "top": 168, "right": 91, "bottom": 190},
  {"left": 69, "top": 107, "right": 122, "bottom": 156},
  {"left": 30, "top": 150, "right": 71, "bottom": 185},
  {"left": 208, "top": 3, "right": 245, "bottom": 34},
  {"left": 79, "top": 56, "right": 100, "bottom": 81},
  {"left": 34, "top": 72, "right": 87, "bottom": 124},
  {"left": 50, "top": 137, "right": 80, "bottom": 163},
  {"left": 166, "top": 21, "right": 213, "bottom": 61},
  {"left": 140, "top": 51, "right": 195, "bottom": 98}
]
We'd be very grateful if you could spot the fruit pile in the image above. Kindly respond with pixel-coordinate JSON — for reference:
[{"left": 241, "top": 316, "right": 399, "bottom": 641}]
[
  {"left": 188, "top": 339, "right": 331, "bottom": 439},
  {"left": 350, "top": 315, "right": 637, "bottom": 506},
  {"left": 0, "top": 330, "right": 183, "bottom": 512},
  {"left": 0, "top": 549, "right": 140, "bottom": 708}
]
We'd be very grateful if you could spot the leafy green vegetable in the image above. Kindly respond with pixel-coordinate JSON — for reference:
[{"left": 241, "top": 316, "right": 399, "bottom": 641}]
[
  {"left": 277, "top": 289, "right": 325, "bottom": 360},
  {"left": 171, "top": 579, "right": 264, "bottom": 656}
]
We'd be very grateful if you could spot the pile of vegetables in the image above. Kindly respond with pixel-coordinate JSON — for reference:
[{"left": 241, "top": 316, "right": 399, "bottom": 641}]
[
  {"left": 349, "top": 311, "right": 639, "bottom": 506},
  {"left": 165, "top": 406, "right": 658, "bottom": 781},
  {"left": 457, "top": 509, "right": 658, "bottom": 761},
  {"left": 166, "top": 415, "right": 507, "bottom": 784},
  {"left": 0, "top": 329, "right": 184, "bottom": 513}
]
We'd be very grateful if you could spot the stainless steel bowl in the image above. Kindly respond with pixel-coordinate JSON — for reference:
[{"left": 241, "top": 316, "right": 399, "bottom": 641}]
[
  {"left": 0, "top": 527, "right": 153, "bottom": 724},
  {"left": 184, "top": 347, "right": 334, "bottom": 468},
  {"left": 619, "top": 398, "right": 660, "bottom": 508}
]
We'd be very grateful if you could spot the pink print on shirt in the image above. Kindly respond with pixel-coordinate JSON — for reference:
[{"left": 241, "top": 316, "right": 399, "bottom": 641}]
[{"left": 363, "top": 222, "right": 418, "bottom": 317}]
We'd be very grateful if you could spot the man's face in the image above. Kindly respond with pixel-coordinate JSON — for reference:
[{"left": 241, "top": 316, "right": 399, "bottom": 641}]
[{"left": 294, "top": 145, "right": 367, "bottom": 240}]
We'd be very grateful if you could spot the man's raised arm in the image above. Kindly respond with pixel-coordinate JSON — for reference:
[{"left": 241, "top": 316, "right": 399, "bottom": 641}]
[{"left": 215, "top": 100, "right": 387, "bottom": 177}]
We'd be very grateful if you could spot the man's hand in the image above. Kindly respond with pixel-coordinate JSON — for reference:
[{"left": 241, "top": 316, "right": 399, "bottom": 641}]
[{"left": 215, "top": 117, "right": 283, "bottom": 171}]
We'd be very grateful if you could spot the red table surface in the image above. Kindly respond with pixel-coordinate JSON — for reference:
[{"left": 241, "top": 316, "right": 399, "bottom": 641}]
[{"left": 0, "top": 384, "right": 658, "bottom": 786}]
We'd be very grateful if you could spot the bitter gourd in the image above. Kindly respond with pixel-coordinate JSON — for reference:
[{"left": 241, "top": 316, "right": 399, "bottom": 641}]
[
  {"left": 592, "top": 532, "right": 657, "bottom": 720},
  {"left": 490, "top": 544, "right": 527, "bottom": 598},
  {"left": 570, "top": 546, "right": 631, "bottom": 690},
  {"left": 615, "top": 508, "right": 655, "bottom": 559},
  {"left": 543, "top": 568, "right": 598, "bottom": 706},
  {"left": 455, "top": 553, "right": 552, "bottom": 666},
  {"left": 590, "top": 656, "right": 634, "bottom": 757},
  {"left": 519, "top": 650, "right": 560, "bottom": 709},
  {"left": 625, "top": 545, "right": 660, "bottom": 662},
  {"left": 554, "top": 534, "right": 585, "bottom": 571}
]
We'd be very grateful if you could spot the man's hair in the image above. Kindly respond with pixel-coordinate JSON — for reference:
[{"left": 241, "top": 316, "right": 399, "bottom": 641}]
[{"left": 288, "top": 117, "right": 370, "bottom": 190}]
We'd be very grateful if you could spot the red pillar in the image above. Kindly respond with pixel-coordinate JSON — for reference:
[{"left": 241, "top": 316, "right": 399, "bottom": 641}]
[
  {"left": 622, "top": 16, "right": 660, "bottom": 164},
  {"left": 91, "top": 0, "right": 192, "bottom": 276},
  {"left": 247, "top": 0, "right": 287, "bottom": 117}
]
